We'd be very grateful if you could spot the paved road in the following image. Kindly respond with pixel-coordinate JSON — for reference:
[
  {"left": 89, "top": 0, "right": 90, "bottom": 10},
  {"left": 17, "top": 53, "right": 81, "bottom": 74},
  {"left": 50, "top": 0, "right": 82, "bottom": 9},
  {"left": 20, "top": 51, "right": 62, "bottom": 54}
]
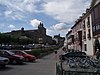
[{"left": 0, "top": 49, "right": 64, "bottom": 75}]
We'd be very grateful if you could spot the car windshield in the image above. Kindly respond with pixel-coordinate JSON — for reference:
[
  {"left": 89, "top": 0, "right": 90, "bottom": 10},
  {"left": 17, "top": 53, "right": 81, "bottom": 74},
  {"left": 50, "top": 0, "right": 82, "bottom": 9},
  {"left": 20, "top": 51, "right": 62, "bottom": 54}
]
[
  {"left": 7, "top": 51, "right": 15, "bottom": 55},
  {"left": 22, "top": 51, "right": 28, "bottom": 54}
]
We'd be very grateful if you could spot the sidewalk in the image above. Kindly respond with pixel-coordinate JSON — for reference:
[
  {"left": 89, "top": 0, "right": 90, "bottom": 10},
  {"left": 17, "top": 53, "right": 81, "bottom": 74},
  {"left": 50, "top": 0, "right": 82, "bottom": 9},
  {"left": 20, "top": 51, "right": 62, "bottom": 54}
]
[{"left": 53, "top": 48, "right": 65, "bottom": 61}]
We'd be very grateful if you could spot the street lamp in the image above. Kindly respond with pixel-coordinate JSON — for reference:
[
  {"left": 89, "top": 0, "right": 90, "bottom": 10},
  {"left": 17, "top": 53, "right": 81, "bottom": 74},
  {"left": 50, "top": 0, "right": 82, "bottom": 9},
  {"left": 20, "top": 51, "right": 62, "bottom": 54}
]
[{"left": 38, "top": 38, "right": 43, "bottom": 50}]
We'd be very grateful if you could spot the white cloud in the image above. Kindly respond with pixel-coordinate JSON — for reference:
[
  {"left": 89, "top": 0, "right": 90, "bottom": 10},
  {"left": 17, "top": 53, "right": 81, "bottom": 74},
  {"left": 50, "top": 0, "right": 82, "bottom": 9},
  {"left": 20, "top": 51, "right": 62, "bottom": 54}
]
[
  {"left": 8, "top": 25, "right": 16, "bottom": 30},
  {"left": 13, "top": 14, "right": 24, "bottom": 20},
  {"left": 0, "top": 0, "right": 39, "bottom": 13},
  {"left": 0, "top": 0, "right": 91, "bottom": 22},
  {"left": 47, "top": 28, "right": 68, "bottom": 37},
  {"left": 0, "top": 0, "right": 40, "bottom": 20},
  {"left": 4, "top": 10, "right": 24, "bottom": 20},
  {"left": 30, "top": 19, "right": 42, "bottom": 28},
  {"left": 46, "top": 28, "right": 58, "bottom": 36},
  {"left": 4, "top": 11, "right": 12, "bottom": 17},
  {"left": 52, "top": 23, "right": 69, "bottom": 31},
  {"left": 41, "top": 0, "right": 91, "bottom": 36},
  {"left": 47, "top": 23, "right": 71, "bottom": 36},
  {"left": 42, "top": 0, "right": 91, "bottom": 23}
]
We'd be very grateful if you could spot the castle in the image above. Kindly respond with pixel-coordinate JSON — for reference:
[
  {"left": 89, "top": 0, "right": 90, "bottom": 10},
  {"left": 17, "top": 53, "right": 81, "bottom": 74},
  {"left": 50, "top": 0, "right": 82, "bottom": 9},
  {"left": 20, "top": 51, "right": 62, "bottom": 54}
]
[{"left": 6, "top": 22, "right": 53, "bottom": 45}]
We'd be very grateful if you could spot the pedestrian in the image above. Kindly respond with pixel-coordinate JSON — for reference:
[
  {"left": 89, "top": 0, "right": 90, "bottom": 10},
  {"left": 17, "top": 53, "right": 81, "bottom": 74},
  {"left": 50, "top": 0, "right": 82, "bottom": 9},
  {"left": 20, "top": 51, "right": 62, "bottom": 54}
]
[
  {"left": 54, "top": 50, "right": 58, "bottom": 60},
  {"left": 96, "top": 48, "right": 100, "bottom": 59},
  {"left": 62, "top": 47, "right": 66, "bottom": 52},
  {"left": 54, "top": 50, "right": 57, "bottom": 54}
]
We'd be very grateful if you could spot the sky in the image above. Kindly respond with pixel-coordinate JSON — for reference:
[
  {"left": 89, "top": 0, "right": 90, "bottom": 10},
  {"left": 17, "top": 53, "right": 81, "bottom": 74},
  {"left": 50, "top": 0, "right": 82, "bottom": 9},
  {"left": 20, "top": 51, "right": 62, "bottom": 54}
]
[{"left": 0, "top": 0, "right": 91, "bottom": 37}]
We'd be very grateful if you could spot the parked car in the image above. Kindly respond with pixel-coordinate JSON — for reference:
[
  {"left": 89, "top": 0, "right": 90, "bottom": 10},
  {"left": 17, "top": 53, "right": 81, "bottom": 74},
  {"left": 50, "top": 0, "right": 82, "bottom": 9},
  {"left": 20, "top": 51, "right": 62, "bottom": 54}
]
[
  {"left": 0, "top": 50, "right": 24, "bottom": 64},
  {"left": 11, "top": 50, "right": 36, "bottom": 62},
  {"left": 0, "top": 56, "right": 9, "bottom": 68},
  {"left": 60, "top": 52, "right": 88, "bottom": 60}
]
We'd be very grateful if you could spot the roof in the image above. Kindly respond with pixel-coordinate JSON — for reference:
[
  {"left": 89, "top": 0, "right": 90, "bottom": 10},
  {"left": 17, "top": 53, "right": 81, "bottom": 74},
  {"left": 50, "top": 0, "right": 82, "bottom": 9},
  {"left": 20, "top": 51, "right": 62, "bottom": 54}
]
[
  {"left": 91, "top": 0, "right": 97, "bottom": 7},
  {"left": 91, "top": 0, "right": 100, "bottom": 8}
]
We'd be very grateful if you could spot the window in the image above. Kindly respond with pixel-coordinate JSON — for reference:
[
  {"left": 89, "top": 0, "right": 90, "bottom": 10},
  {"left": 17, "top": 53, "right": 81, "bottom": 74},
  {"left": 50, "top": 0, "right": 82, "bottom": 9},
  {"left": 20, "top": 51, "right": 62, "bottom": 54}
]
[
  {"left": 84, "top": 44, "right": 87, "bottom": 51},
  {"left": 87, "top": 17, "right": 90, "bottom": 28},
  {"left": 87, "top": 29, "right": 91, "bottom": 40},
  {"left": 93, "top": 26, "right": 95, "bottom": 32},
  {"left": 83, "top": 31, "right": 86, "bottom": 40},
  {"left": 83, "top": 20, "right": 85, "bottom": 29},
  {"left": 4, "top": 51, "right": 9, "bottom": 56},
  {"left": 16, "top": 51, "right": 23, "bottom": 55}
]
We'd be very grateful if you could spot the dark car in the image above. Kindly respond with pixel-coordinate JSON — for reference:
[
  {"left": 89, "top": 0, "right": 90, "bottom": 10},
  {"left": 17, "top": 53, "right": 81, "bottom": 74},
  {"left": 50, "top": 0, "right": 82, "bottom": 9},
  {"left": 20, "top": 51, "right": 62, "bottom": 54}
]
[
  {"left": 0, "top": 50, "right": 24, "bottom": 64},
  {"left": 0, "top": 56, "right": 9, "bottom": 68},
  {"left": 60, "top": 52, "right": 87, "bottom": 60},
  {"left": 11, "top": 50, "right": 36, "bottom": 62}
]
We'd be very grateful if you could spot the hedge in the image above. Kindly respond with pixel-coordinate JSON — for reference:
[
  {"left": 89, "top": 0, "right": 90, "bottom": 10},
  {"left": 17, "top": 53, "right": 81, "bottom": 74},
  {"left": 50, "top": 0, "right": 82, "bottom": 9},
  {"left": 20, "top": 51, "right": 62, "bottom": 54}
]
[{"left": 26, "top": 46, "right": 60, "bottom": 58}]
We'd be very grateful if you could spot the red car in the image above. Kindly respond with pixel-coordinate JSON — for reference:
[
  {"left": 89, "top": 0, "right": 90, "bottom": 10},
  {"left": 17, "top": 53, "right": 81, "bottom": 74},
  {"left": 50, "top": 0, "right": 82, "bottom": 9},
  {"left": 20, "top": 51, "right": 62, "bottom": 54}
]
[{"left": 11, "top": 50, "right": 36, "bottom": 62}]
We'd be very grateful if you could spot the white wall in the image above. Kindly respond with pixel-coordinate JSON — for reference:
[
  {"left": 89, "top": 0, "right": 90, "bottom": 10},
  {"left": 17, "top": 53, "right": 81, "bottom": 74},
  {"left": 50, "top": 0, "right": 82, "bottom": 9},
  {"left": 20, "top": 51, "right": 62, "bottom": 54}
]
[
  {"left": 64, "top": 38, "right": 67, "bottom": 47},
  {"left": 84, "top": 14, "right": 94, "bottom": 56}
]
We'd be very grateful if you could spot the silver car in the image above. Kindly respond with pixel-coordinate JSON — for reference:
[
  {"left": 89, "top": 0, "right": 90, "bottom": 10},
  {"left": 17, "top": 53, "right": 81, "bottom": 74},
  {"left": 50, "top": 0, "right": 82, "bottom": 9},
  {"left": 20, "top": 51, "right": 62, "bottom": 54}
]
[{"left": 0, "top": 56, "right": 9, "bottom": 68}]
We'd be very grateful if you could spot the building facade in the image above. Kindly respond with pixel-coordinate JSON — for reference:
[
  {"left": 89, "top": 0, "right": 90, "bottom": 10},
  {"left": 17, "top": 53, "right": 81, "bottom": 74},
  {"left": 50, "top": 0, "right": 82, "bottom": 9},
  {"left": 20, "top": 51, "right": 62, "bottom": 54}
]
[
  {"left": 82, "top": 10, "right": 94, "bottom": 55},
  {"left": 65, "top": 30, "right": 73, "bottom": 50},
  {"left": 91, "top": 1, "right": 100, "bottom": 54},
  {"left": 65, "top": 0, "right": 100, "bottom": 56},
  {"left": 71, "top": 19, "right": 83, "bottom": 51},
  {"left": 53, "top": 34, "right": 65, "bottom": 47}
]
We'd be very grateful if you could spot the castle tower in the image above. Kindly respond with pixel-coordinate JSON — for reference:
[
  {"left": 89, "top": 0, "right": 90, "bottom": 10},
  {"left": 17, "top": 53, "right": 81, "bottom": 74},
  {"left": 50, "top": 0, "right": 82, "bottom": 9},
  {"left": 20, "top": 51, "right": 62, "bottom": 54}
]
[
  {"left": 38, "top": 22, "right": 46, "bottom": 35},
  {"left": 38, "top": 22, "right": 43, "bottom": 28},
  {"left": 21, "top": 27, "right": 24, "bottom": 31}
]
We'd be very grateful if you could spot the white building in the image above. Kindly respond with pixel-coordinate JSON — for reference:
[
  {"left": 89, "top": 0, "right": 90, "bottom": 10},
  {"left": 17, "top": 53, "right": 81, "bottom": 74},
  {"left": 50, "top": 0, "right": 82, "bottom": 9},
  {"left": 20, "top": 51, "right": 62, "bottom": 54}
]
[
  {"left": 65, "top": 0, "right": 100, "bottom": 56},
  {"left": 82, "top": 13, "right": 94, "bottom": 55}
]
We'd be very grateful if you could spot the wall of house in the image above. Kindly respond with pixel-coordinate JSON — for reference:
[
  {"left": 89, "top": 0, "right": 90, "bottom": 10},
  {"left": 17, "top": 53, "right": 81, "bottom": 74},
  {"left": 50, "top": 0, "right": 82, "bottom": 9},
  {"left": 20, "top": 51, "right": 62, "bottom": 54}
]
[
  {"left": 91, "top": 2, "right": 100, "bottom": 53},
  {"left": 71, "top": 20, "right": 83, "bottom": 51},
  {"left": 83, "top": 14, "right": 94, "bottom": 56}
]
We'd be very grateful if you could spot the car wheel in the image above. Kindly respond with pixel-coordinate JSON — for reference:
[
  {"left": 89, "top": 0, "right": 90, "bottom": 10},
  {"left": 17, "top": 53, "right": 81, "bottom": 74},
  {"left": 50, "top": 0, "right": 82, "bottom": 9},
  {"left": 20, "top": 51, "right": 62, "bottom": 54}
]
[
  {"left": 13, "top": 60, "right": 17, "bottom": 64},
  {"left": 30, "top": 59, "right": 35, "bottom": 62},
  {"left": 0, "top": 65, "right": 6, "bottom": 68},
  {"left": 25, "top": 58, "right": 29, "bottom": 62},
  {"left": 2, "top": 65, "right": 6, "bottom": 67}
]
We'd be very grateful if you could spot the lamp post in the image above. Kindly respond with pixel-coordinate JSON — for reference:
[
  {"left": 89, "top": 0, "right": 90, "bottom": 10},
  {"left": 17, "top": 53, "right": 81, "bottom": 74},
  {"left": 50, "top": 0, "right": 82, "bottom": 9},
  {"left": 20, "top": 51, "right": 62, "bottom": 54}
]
[{"left": 38, "top": 38, "right": 43, "bottom": 50}]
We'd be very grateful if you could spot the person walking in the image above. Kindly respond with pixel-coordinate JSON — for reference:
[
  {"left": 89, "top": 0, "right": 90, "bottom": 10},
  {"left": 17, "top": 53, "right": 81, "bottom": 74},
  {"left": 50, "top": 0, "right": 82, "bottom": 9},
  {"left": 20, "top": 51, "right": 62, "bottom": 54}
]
[
  {"left": 96, "top": 48, "right": 100, "bottom": 59},
  {"left": 54, "top": 50, "right": 58, "bottom": 60}
]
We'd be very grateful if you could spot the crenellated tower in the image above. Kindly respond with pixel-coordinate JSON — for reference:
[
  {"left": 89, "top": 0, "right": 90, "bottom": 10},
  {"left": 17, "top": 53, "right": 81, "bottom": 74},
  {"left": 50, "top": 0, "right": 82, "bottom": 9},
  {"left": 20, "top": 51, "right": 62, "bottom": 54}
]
[{"left": 38, "top": 22, "right": 46, "bottom": 35}]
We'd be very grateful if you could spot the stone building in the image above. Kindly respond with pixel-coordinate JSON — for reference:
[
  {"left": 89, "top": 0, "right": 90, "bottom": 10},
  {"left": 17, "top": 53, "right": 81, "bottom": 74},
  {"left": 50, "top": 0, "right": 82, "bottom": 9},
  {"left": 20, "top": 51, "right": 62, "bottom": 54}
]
[
  {"left": 65, "top": 30, "right": 73, "bottom": 50},
  {"left": 71, "top": 19, "right": 83, "bottom": 51},
  {"left": 53, "top": 34, "right": 65, "bottom": 47},
  {"left": 5, "top": 22, "right": 53, "bottom": 45}
]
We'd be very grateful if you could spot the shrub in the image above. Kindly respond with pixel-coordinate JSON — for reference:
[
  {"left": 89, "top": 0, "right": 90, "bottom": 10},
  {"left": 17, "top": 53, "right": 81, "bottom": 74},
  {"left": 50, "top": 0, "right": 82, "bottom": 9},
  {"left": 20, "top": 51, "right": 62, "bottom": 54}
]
[
  {"left": 26, "top": 46, "right": 59, "bottom": 58},
  {"left": 26, "top": 49, "right": 41, "bottom": 57}
]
